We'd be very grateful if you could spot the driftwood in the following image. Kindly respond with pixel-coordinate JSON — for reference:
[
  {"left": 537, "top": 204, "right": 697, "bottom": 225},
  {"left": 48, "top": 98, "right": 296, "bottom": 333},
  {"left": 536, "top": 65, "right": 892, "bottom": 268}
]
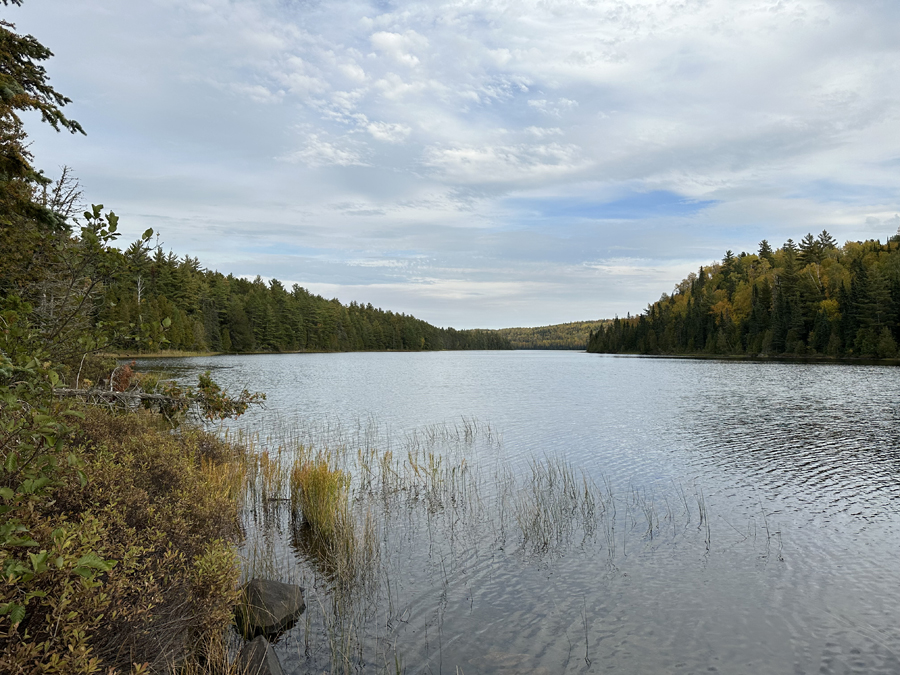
[
  {"left": 53, "top": 385, "right": 263, "bottom": 420},
  {"left": 53, "top": 388, "right": 193, "bottom": 415},
  {"left": 54, "top": 388, "right": 183, "bottom": 403}
]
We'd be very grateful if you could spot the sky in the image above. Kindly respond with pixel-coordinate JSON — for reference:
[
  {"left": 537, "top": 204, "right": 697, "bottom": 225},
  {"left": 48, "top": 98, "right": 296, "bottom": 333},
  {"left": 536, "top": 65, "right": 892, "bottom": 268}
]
[{"left": 12, "top": 0, "right": 900, "bottom": 329}]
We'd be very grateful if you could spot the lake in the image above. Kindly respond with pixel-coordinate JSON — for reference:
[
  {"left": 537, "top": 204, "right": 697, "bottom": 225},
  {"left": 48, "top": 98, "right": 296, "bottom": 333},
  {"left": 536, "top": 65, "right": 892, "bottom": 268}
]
[{"left": 136, "top": 351, "right": 900, "bottom": 675}]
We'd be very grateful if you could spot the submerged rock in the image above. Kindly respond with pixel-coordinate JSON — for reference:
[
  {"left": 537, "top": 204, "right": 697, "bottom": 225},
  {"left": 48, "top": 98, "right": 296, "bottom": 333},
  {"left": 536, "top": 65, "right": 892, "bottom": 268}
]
[
  {"left": 237, "top": 636, "right": 285, "bottom": 675},
  {"left": 235, "top": 578, "right": 306, "bottom": 639}
]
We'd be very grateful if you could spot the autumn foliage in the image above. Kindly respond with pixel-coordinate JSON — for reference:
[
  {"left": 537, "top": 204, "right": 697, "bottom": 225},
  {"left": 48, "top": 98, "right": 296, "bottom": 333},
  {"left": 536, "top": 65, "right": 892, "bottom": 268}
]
[{"left": 589, "top": 233, "right": 900, "bottom": 358}]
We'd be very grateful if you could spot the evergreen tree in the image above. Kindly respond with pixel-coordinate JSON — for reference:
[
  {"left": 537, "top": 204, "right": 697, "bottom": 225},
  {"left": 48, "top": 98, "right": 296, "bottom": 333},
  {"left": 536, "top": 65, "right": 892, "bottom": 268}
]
[
  {"left": 0, "top": 1, "right": 84, "bottom": 297},
  {"left": 226, "top": 298, "right": 255, "bottom": 352},
  {"left": 817, "top": 230, "right": 837, "bottom": 250},
  {"left": 798, "top": 233, "right": 822, "bottom": 266},
  {"left": 588, "top": 230, "right": 900, "bottom": 359},
  {"left": 721, "top": 250, "right": 737, "bottom": 299}
]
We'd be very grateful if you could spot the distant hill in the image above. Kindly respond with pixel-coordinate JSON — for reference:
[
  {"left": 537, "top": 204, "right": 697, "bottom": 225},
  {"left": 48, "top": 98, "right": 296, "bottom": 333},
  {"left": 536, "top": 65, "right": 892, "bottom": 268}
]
[{"left": 496, "top": 320, "right": 610, "bottom": 350}]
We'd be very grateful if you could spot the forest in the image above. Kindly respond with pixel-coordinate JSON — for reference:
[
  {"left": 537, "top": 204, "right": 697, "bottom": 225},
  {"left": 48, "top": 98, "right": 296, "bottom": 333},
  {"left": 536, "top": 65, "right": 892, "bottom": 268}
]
[
  {"left": 588, "top": 232, "right": 900, "bottom": 358},
  {"left": 497, "top": 320, "right": 608, "bottom": 350},
  {"left": 94, "top": 244, "right": 510, "bottom": 354}
]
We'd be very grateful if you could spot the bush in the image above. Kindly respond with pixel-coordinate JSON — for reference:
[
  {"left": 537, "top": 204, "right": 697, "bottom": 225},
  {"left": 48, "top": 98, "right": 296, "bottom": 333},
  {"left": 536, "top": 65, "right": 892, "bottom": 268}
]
[{"left": 0, "top": 408, "right": 245, "bottom": 674}]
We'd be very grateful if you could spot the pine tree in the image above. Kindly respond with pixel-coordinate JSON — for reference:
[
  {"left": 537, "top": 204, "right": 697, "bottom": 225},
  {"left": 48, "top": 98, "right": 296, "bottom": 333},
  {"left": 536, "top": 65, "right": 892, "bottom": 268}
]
[
  {"left": 226, "top": 298, "right": 255, "bottom": 352},
  {"left": 798, "top": 233, "right": 823, "bottom": 265},
  {"left": 722, "top": 250, "right": 737, "bottom": 299},
  {"left": 817, "top": 230, "right": 837, "bottom": 250},
  {"left": 0, "top": 1, "right": 85, "bottom": 295}
]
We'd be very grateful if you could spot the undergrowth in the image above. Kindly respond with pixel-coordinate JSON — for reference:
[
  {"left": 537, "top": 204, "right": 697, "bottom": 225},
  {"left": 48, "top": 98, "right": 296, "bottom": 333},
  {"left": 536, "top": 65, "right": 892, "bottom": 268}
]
[{"left": 0, "top": 407, "right": 246, "bottom": 674}]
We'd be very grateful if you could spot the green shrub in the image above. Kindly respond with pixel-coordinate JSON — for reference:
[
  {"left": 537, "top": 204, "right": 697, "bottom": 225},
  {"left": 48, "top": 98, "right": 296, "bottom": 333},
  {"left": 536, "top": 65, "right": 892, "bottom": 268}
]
[{"left": 0, "top": 408, "right": 245, "bottom": 674}]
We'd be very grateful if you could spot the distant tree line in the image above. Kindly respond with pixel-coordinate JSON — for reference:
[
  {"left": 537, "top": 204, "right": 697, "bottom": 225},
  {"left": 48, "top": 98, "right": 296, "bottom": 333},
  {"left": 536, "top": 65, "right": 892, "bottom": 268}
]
[
  {"left": 588, "top": 232, "right": 900, "bottom": 358},
  {"left": 96, "top": 244, "right": 511, "bottom": 353},
  {"left": 497, "top": 320, "right": 609, "bottom": 350}
]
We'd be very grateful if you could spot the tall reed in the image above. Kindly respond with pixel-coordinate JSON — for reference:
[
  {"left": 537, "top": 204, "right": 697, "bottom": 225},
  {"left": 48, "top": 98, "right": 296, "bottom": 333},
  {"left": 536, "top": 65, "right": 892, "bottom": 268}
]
[
  {"left": 514, "top": 456, "right": 603, "bottom": 553},
  {"left": 290, "top": 457, "right": 350, "bottom": 539},
  {"left": 231, "top": 414, "right": 739, "bottom": 675}
]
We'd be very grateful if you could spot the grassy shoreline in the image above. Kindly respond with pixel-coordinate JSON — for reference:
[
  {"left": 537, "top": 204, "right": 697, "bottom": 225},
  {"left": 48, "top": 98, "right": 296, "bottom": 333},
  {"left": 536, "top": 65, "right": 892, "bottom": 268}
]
[
  {"left": 0, "top": 403, "right": 249, "bottom": 674},
  {"left": 107, "top": 345, "right": 519, "bottom": 360},
  {"left": 103, "top": 349, "right": 224, "bottom": 359}
]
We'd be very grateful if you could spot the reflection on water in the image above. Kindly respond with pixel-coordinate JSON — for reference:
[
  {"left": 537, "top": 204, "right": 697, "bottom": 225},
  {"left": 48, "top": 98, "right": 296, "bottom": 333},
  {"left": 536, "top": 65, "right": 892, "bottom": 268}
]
[{"left": 137, "top": 352, "right": 900, "bottom": 674}]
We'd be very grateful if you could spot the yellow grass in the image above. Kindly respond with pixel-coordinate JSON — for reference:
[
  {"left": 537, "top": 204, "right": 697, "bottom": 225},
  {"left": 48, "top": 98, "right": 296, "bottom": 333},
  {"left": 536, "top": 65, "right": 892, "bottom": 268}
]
[{"left": 290, "top": 458, "right": 350, "bottom": 539}]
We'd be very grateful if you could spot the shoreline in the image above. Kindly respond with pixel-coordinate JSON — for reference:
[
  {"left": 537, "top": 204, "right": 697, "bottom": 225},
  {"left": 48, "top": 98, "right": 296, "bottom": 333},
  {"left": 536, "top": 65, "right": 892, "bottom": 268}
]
[
  {"left": 588, "top": 350, "right": 900, "bottom": 366},
  {"left": 112, "top": 348, "right": 900, "bottom": 367},
  {"left": 109, "top": 346, "right": 516, "bottom": 359}
]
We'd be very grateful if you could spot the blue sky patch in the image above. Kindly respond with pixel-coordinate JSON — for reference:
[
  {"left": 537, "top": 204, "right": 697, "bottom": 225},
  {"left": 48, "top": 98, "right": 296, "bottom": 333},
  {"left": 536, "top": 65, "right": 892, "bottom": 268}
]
[{"left": 509, "top": 191, "right": 718, "bottom": 221}]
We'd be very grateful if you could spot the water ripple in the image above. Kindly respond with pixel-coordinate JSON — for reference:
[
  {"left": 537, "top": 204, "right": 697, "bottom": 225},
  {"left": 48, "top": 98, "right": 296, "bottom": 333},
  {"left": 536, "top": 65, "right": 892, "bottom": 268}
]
[{"left": 137, "top": 351, "right": 900, "bottom": 674}]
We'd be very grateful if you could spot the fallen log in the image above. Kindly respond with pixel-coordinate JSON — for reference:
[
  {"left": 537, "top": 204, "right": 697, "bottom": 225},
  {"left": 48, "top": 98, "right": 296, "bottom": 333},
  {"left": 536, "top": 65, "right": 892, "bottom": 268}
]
[
  {"left": 52, "top": 388, "right": 194, "bottom": 417},
  {"left": 53, "top": 388, "right": 185, "bottom": 404}
]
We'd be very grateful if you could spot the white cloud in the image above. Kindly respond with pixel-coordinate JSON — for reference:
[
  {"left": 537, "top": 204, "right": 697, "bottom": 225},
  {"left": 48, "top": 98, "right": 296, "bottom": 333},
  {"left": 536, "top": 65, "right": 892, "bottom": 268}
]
[
  {"left": 227, "top": 82, "right": 283, "bottom": 105},
  {"left": 339, "top": 62, "right": 367, "bottom": 82},
  {"left": 371, "top": 73, "right": 427, "bottom": 100},
  {"left": 14, "top": 0, "right": 900, "bottom": 327},
  {"left": 525, "top": 126, "right": 563, "bottom": 138},
  {"left": 366, "top": 121, "right": 411, "bottom": 143},
  {"left": 370, "top": 30, "right": 427, "bottom": 67},
  {"left": 346, "top": 259, "right": 411, "bottom": 268},
  {"left": 422, "top": 143, "right": 588, "bottom": 184},
  {"left": 527, "top": 98, "right": 578, "bottom": 117},
  {"left": 281, "top": 135, "right": 368, "bottom": 167}
]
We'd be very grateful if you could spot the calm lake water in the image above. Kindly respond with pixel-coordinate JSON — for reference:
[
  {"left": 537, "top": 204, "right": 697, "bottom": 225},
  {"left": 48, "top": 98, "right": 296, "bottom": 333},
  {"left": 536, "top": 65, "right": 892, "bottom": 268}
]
[{"left": 137, "top": 351, "right": 900, "bottom": 675}]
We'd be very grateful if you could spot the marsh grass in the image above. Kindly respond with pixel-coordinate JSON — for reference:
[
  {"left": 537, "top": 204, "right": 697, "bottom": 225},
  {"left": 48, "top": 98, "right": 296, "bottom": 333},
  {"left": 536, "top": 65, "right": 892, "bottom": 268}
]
[
  {"left": 201, "top": 455, "right": 248, "bottom": 505},
  {"left": 247, "top": 448, "right": 289, "bottom": 503},
  {"left": 229, "top": 415, "right": 765, "bottom": 675},
  {"left": 290, "top": 457, "right": 350, "bottom": 539},
  {"left": 290, "top": 456, "right": 379, "bottom": 591},
  {"left": 514, "top": 457, "right": 604, "bottom": 553},
  {"left": 230, "top": 417, "right": 495, "bottom": 673}
]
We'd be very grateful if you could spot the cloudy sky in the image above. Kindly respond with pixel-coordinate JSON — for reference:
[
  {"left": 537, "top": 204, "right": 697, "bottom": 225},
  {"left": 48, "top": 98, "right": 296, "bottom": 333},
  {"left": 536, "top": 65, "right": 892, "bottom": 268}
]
[{"left": 13, "top": 0, "right": 900, "bottom": 328}]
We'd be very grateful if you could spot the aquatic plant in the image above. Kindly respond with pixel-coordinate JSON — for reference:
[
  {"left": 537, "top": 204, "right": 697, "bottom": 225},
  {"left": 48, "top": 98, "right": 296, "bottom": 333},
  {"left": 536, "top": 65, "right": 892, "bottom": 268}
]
[
  {"left": 290, "top": 457, "right": 350, "bottom": 539},
  {"left": 228, "top": 414, "right": 761, "bottom": 675},
  {"left": 514, "top": 457, "right": 603, "bottom": 553}
]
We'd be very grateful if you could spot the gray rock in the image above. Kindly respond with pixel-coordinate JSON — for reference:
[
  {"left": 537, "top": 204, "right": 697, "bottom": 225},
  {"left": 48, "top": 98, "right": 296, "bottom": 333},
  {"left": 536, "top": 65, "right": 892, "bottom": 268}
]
[
  {"left": 235, "top": 578, "right": 306, "bottom": 639},
  {"left": 237, "top": 636, "right": 284, "bottom": 675}
]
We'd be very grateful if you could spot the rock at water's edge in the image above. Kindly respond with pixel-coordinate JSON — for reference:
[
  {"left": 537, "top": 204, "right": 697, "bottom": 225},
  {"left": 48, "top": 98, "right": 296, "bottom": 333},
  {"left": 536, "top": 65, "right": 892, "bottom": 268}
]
[
  {"left": 237, "top": 636, "right": 284, "bottom": 675},
  {"left": 235, "top": 578, "right": 306, "bottom": 639}
]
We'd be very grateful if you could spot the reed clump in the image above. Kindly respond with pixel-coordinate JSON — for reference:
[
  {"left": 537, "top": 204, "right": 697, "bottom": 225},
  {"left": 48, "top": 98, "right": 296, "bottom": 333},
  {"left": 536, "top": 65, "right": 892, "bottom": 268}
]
[
  {"left": 288, "top": 455, "right": 380, "bottom": 596},
  {"left": 254, "top": 449, "right": 288, "bottom": 502},
  {"left": 291, "top": 458, "right": 350, "bottom": 539},
  {"left": 514, "top": 457, "right": 602, "bottom": 553}
]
